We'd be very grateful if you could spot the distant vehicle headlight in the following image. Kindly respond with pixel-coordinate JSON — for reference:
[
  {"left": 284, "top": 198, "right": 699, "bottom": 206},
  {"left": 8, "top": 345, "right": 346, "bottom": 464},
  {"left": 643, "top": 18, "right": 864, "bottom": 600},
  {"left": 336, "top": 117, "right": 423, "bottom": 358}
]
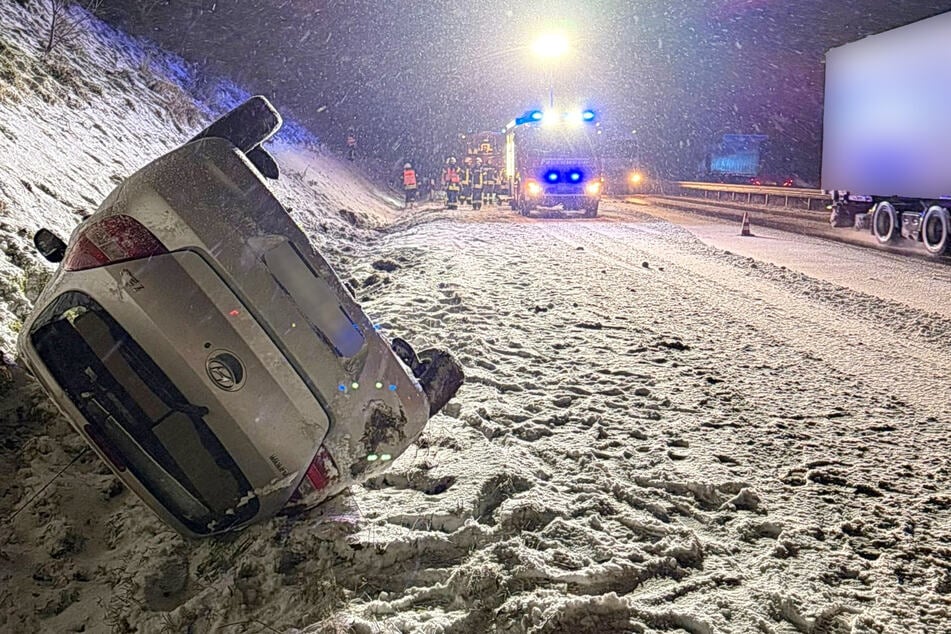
[
  {"left": 585, "top": 181, "right": 601, "bottom": 195},
  {"left": 527, "top": 181, "right": 543, "bottom": 196},
  {"left": 629, "top": 172, "right": 644, "bottom": 185}
]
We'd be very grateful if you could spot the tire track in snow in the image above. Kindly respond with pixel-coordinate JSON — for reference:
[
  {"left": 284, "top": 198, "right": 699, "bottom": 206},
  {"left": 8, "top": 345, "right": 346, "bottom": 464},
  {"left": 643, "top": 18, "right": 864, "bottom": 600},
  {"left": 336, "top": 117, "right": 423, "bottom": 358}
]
[{"left": 327, "top": 218, "right": 886, "bottom": 632}]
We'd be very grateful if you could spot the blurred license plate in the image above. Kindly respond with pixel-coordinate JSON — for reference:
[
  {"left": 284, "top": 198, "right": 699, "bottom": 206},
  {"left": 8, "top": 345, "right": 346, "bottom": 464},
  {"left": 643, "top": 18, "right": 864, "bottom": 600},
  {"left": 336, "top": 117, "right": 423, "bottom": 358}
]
[{"left": 264, "top": 241, "right": 364, "bottom": 357}]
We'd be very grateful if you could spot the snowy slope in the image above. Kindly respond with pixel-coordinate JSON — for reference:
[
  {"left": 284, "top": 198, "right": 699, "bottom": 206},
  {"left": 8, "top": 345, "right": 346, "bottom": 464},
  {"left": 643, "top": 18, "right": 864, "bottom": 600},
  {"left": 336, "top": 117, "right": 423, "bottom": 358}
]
[
  {"left": 0, "top": 1, "right": 401, "bottom": 356},
  {"left": 0, "top": 3, "right": 404, "bottom": 632},
  {"left": 2, "top": 3, "right": 951, "bottom": 634}
]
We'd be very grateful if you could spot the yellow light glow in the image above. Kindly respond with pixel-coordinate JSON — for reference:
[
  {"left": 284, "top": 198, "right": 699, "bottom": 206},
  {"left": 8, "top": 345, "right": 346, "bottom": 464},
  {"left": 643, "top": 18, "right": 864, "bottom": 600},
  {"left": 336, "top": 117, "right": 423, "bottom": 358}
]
[
  {"left": 630, "top": 172, "right": 644, "bottom": 184},
  {"left": 527, "top": 181, "right": 543, "bottom": 196},
  {"left": 586, "top": 181, "right": 602, "bottom": 195},
  {"left": 532, "top": 32, "right": 569, "bottom": 59}
]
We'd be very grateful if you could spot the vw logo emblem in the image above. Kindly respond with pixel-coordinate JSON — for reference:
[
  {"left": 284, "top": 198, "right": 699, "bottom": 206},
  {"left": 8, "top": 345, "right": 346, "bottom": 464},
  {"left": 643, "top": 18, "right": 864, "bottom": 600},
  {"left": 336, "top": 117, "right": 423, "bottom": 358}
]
[{"left": 206, "top": 351, "right": 245, "bottom": 391}]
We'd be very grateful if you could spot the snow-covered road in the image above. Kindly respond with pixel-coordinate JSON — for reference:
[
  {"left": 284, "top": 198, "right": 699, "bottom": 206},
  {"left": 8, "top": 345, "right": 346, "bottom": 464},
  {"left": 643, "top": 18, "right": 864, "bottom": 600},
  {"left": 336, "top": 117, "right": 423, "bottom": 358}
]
[{"left": 314, "top": 201, "right": 950, "bottom": 632}]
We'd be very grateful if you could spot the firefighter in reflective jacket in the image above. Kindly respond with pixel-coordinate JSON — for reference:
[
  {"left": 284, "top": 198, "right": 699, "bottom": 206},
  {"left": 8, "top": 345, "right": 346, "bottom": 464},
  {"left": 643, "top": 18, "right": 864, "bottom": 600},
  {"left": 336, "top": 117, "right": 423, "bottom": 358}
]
[
  {"left": 470, "top": 157, "right": 485, "bottom": 210},
  {"left": 443, "top": 156, "right": 461, "bottom": 210},
  {"left": 402, "top": 162, "right": 418, "bottom": 208},
  {"left": 460, "top": 156, "right": 473, "bottom": 205},
  {"left": 482, "top": 161, "right": 498, "bottom": 206}
]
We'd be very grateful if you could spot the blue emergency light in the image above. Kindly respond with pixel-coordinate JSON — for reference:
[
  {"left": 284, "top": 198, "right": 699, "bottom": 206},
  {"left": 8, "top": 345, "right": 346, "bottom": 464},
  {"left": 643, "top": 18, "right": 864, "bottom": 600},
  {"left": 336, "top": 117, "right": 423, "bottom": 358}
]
[
  {"left": 545, "top": 170, "right": 560, "bottom": 183},
  {"left": 515, "top": 110, "right": 546, "bottom": 126},
  {"left": 582, "top": 109, "right": 596, "bottom": 122},
  {"left": 569, "top": 170, "right": 583, "bottom": 182}
]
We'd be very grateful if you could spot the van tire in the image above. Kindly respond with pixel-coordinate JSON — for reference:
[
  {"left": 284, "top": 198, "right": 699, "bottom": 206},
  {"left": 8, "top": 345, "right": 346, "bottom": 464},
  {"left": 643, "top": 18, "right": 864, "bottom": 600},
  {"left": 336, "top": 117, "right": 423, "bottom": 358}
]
[{"left": 189, "top": 96, "right": 282, "bottom": 153}]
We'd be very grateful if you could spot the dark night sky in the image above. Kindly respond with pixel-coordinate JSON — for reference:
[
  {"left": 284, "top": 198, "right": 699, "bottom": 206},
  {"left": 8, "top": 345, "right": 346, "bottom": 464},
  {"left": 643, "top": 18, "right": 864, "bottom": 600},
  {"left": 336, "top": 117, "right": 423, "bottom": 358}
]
[{"left": 98, "top": 1, "right": 951, "bottom": 182}]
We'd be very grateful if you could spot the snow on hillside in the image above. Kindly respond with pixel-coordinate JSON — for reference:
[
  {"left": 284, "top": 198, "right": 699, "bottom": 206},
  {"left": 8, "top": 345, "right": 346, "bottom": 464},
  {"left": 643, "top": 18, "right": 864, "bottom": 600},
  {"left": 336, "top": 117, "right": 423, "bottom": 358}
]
[
  {"left": 0, "top": 2, "right": 408, "bottom": 631},
  {"left": 2, "top": 2, "right": 951, "bottom": 634},
  {"left": 0, "top": 1, "right": 402, "bottom": 356}
]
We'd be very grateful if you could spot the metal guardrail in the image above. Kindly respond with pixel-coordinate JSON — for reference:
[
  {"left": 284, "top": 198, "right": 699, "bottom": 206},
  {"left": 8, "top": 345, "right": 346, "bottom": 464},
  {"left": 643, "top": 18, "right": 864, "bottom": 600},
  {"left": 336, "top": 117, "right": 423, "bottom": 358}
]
[{"left": 671, "top": 181, "right": 829, "bottom": 212}]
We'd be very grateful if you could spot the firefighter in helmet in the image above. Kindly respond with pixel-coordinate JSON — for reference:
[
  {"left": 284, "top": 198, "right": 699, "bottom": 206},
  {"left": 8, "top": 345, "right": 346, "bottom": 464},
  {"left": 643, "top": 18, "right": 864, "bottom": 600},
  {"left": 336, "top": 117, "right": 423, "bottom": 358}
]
[
  {"left": 443, "top": 156, "right": 461, "bottom": 210},
  {"left": 460, "top": 156, "right": 473, "bottom": 206},
  {"left": 470, "top": 157, "right": 485, "bottom": 210},
  {"left": 482, "top": 159, "right": 498, "bottom": 206},
  {"left": 402, "top": 162, "right": 418, "bottom": 208}
]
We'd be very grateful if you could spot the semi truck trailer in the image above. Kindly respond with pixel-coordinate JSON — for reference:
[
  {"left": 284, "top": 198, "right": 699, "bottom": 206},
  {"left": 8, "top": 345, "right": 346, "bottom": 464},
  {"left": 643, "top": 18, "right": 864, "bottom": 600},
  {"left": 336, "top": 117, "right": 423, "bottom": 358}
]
[{"left": 824, "top": 11, "right": 951, "bottom": 256}]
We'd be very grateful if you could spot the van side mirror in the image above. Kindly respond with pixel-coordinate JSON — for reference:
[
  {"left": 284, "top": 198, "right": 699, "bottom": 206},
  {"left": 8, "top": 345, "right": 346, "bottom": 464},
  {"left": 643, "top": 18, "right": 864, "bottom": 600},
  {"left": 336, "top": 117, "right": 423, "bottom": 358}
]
[{"left": 34, "top": 229, "right": 66, "bottom": 263}]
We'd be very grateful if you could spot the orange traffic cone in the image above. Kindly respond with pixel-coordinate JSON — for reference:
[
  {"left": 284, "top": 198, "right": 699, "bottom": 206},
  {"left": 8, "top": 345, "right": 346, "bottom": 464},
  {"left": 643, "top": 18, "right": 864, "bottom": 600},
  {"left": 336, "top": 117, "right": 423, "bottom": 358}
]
[{"left": 740, "top": 211, "right": 753, "bottom": 237}]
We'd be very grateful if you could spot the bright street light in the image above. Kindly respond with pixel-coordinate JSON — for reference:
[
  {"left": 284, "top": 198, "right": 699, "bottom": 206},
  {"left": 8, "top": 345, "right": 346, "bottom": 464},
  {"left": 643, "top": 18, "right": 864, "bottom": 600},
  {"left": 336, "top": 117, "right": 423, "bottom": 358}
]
[
  {"left": 532, "top": 32, "right": 569, "bottom": 59},
  {"left": 532, "top": 32, "right": 570, "bottom": 107}
]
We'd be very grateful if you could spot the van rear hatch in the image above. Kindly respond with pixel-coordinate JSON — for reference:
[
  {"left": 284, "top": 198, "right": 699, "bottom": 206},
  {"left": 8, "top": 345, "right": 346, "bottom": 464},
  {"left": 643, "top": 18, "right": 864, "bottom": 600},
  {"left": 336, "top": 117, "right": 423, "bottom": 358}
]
[{"left": 28, "top": 250, "right": 330, "bottom": 534}]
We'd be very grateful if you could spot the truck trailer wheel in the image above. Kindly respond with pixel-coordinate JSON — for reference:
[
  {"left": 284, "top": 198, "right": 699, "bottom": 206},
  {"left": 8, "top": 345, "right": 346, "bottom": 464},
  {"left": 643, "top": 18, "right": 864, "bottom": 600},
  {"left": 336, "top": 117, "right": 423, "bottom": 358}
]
[
  {"left": 872, "top": 202, "right": 899, "bottom": 244},
  {"left": 922, "top": 205, "right": 950, "bottom": 256}
]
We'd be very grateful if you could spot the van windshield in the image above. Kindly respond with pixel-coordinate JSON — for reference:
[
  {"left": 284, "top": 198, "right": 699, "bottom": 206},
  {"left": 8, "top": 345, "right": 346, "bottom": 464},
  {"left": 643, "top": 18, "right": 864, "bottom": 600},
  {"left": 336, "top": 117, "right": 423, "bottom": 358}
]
[
  {"left": 519, "top": 124, "right": 601, "bottom": 162},
  {"left": 30, "top": 292, "right": 259, "bottom": 534}
]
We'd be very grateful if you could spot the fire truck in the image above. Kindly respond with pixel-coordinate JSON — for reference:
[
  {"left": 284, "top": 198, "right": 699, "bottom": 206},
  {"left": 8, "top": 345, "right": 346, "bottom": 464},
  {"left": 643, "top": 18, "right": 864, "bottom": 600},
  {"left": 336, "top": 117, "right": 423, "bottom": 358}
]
[
  {"left": 501, "top": 109, "right": 603, "bottom": 217},
  {"left": 460, "top": 131, "right": 505, "bottom": 168}
]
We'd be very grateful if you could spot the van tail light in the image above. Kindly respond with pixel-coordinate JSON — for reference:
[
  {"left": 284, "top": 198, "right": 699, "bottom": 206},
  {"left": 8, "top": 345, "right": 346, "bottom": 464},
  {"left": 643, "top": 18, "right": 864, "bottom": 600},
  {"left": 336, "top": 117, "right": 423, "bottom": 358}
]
[
  {"left": 65, "top": 215, "right": 168, "bottom": 271},
  {"left": 288, "top": 445, "right": 339, "bottom": 506},
  {"left": 303, "top": 445, "right": 338, "bottom": 491}
]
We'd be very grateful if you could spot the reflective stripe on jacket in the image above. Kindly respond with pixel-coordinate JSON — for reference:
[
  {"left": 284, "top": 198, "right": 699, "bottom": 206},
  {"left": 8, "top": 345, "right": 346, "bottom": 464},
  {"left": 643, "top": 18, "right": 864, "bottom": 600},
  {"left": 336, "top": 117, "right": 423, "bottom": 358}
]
[{"left": 443, "top": 167, "right": 460, "bottom": 184}]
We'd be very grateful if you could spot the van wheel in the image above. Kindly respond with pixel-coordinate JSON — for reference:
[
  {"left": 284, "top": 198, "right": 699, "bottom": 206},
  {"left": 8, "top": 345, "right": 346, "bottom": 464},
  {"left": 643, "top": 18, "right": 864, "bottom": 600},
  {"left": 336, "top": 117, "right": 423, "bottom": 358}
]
[
  {"left": 872, "top": 202, "right": 899, "bottom": 244},
  {"left": 189, "top": 96, "right": 281, "bottom": 152},
  {"left": 922, "top": 205, "right": 950, "bottom": 256}
]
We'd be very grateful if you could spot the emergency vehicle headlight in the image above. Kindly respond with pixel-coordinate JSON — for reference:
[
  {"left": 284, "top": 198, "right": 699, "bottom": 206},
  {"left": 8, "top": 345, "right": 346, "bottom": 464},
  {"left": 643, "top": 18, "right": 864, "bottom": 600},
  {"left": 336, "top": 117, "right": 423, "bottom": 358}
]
[
  {"left": 569, "top": 170, "right": 583, "bottom": 183},
  {"left": 527, "top": 181, "right": 543, "bottom": 196},
  {"left": 586, "top": 181, "right": 601, "bottom": 195},
  {"left": 545, "top": 170, "right": 560, "bottom": 183}
]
